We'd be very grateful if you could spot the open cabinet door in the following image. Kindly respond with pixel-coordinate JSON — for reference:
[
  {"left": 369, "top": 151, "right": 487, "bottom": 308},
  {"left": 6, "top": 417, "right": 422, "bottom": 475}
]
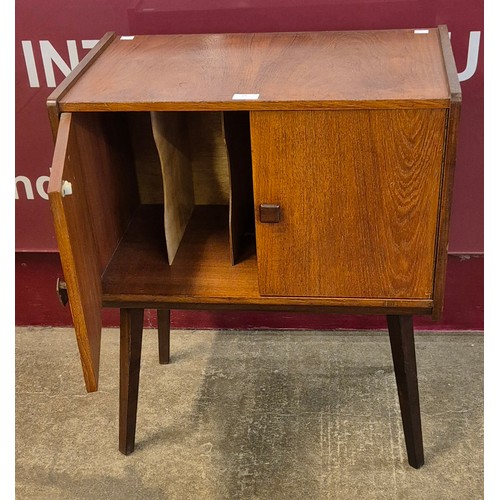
[
  {"left": 48, "top": 111, "right": 139, "bottom": 392},
  {"left": 48, "top": 113, "right": 103, "bottom": 392}
]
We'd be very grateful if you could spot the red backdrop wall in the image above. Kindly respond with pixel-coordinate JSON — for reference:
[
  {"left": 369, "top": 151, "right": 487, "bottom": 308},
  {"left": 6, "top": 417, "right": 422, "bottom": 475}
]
[{"left": 15, "top": 0, "right": 484, "bottom": 329}]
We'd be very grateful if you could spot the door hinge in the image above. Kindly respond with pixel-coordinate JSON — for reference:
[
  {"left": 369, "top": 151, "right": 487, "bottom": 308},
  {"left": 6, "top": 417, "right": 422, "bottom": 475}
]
[
  {"left": 56, "top": 278, "right": 69, "bottom": 306},
  {"left": 61, "top": 180, "right": 73, "bottom": 197}
]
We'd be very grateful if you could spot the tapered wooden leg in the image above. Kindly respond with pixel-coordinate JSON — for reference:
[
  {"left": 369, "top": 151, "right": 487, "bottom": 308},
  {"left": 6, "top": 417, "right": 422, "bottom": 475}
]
[
  {"left": 157, "top": 309, "right": 170, "bottom": 364},
  {"left": 387, "top": 315, "right": 424, "bottom": 469},
  {"left": 119, "top": 308, "right": 144, "bottom": 455}
]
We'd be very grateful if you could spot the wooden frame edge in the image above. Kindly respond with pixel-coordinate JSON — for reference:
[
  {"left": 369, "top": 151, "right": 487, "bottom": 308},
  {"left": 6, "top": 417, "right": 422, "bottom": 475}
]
[
  {"left": 48, "top": 113, "right": 100, "bottom": 391},
  {"left": 437, "top": 25, "right": 462, "bottom": 101},
  {"left": 46, "top": 32, "right": 117, "bottom": 141},
  {"left": 432, "top": 25, "right": 463, "bottom": 320}
]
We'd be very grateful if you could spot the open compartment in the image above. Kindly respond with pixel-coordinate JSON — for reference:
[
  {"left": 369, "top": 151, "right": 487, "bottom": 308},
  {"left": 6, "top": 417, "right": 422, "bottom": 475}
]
[
  {"left": 49, "top": 109, "right": 259, "bottom": 392},
  {"left": 101, "top": 110, "right": 259, "bottom": 304},
  {"left": 129, "top": 110, "right": 255, "bottom": 266}
]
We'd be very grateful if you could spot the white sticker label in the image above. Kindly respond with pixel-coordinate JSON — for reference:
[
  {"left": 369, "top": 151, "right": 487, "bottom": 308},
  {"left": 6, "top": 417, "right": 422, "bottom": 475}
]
[
  {"left": 414, "top": 29, "right": 429, "bottom": 34},
  {"left": 120, "top": 35, "right": 135, "bottom": 40},
  {"left": 232, "top": 93, "right": 260, "bottom": 100}
]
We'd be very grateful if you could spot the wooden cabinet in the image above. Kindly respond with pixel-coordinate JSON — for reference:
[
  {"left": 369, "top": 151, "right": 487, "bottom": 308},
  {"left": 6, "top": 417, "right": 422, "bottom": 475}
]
[{"left": 47, "top": 26, "right": 461, "bottom": 468}]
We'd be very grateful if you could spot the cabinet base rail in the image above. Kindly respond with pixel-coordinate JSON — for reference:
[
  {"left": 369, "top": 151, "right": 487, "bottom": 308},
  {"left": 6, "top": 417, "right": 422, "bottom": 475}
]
[{"left": 118, "top": 308, "right": 424, "bottom": 468}]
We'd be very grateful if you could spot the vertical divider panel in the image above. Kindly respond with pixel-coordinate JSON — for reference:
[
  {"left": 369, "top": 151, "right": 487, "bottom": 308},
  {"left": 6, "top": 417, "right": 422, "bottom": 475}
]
[
  {"left": 151, "top": 112, "right": 195, "bottom": 265},
  {"left": 223, "top": 111, "right": 255, "bottom": 265}
]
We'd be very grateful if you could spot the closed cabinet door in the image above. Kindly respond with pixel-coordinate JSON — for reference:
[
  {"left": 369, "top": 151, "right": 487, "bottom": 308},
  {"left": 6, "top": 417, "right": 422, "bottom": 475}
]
[{"left": 250, "top": 109, "right": 447, "bottom": 299}]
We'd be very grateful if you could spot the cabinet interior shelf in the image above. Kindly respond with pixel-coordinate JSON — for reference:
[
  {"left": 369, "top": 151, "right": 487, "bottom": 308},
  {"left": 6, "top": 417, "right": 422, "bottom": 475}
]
[
  {"left": 101, "top": 203, "right": 432, "bottom": 314},
  {"left": 102, "top": 204, "right": 258, "bottom": 305}
]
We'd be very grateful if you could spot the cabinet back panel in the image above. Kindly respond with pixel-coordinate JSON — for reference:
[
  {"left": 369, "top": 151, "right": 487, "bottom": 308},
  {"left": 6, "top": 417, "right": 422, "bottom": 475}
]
[
  {"left": 188, "top": 112, "right": 230, "bottom": 205},
  {"left": 251, "top": 109, "right": 447, "bottom": 299},
  {"left": 131, "top": 112, "right": 231, "bottom": 206},
  {"left": 128, "top": 112, "right": 164, "bottom": 204}
]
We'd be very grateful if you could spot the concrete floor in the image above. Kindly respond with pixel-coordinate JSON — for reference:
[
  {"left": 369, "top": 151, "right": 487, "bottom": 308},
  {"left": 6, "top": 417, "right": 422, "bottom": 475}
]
[{"left": 16, "top": 327, "right": 483, "bottom": 499}]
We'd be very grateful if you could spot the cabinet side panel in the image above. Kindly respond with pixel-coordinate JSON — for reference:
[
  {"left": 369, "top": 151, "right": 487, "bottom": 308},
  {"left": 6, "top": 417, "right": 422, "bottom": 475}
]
[
  {"left": 432, "top": 26, "right": 462, "bottom": 319},
  {"left": 48, "top": 113, "right": 102, "bottom": 392},
  {"left": 251, "top": 109, "right": 447, "bottom": 299},
  {"left": 151, "top": 111, "right": 195, "bottom": 264},
  {"left": 432, "top": 102, "right": 462, "bottom": 318}
]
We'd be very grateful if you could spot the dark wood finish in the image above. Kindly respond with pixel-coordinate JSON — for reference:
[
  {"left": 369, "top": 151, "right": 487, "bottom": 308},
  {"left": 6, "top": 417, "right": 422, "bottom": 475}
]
[
  {"left": 58, "top": 29, "right": 449, "bottom": 112},
  {"left": 259, "top": 204, "right": 281, "bottom": 224},
  {"left": 157, "top": 309, "right": 170, "bottom": 364},
  {"left": 101, "top": 205, "right": 433, "bottom": 314},
  {"left": 223, "top": 111, "right": 255, "bottom": 264},
  {"left": 119, "top": 308, "right": 144, "bottom": 455},
  {"left": 47, "top": 32, "right": 116, "bottom": 140},
  {"left": 251, "top": 109, "right": 447, "bottom": 298},
  {"left": 432, "top": 26, "right": 463, "bottom": 319},
  {"left": 386, "top": 315, "right": 424, "bottom": 469},
  {"left": 48, "top": 112, "right": 140, "bottom": 391}
]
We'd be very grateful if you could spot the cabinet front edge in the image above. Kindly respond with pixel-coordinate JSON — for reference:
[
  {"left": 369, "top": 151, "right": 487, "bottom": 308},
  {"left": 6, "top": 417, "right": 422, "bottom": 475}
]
[
  {"left": 46, "top": 32, "right": 117, "bottom": 123},
  {"left": 102, "top": 295, "right": 433, "bottom": 314},
  {"left": 57, "top": 98, "right": 451, "bottom": 113}
]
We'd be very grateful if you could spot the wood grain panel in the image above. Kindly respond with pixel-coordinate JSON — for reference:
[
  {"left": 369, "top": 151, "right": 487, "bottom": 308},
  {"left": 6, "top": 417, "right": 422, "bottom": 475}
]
[
  {"left": 101, "top": 205, "right": 432, "bottom": 314},
  {"left": 127, "top": 112, "right": 230, "bottom": 205},
  {"left": 59, "top": 29, "right": 449, "bottom": 111},
  {"left": 251, "top": 109, "right": 447, "bottom": 299},
  {"left": 47, "top": 112, "right": 140, "bottom": 392},
  {"left": 48, "top": 114, "right": 101, "bottom": 392},
  {"left": 60, "top": 99, "right": 449, "bottom": 113},
  {"left": 187, "top": 112, "right": 230, "bottom": 205},
  {"left": 71, "top": 113, "right": 140, "bottom": 272},
  {"left": 151, "top": 111, "right": 195, "bottom": 264},
  {"left": 127, "top": 112, "right": 164, "bottom": 204}
]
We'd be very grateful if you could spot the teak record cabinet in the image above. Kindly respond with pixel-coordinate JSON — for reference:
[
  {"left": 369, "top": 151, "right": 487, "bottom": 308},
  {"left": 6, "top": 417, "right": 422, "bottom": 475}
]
[{"left": 47, "top": 26, "right": 461, "bottom": 468}]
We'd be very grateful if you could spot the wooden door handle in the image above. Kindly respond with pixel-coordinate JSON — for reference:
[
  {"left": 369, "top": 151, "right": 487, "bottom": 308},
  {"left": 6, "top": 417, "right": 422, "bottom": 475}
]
[{"left": 259, "top": 204, "right": 281, "bottom": 223}]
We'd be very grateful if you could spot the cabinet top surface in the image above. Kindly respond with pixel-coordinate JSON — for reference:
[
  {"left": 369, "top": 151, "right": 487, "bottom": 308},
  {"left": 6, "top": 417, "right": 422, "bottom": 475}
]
[{"left": 57, "top": 28, "right": 452, "bottom": 111}]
